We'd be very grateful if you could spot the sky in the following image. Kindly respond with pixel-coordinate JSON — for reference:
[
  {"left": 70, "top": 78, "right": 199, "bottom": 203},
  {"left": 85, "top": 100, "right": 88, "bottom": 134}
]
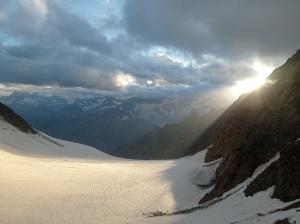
[{"left": 0, "top": 0, "right": 299, "bottom": 98}]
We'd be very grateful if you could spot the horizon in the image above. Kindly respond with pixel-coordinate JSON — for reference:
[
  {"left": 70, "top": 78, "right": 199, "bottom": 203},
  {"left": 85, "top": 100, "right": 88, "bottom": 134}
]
[{"left": 1, "top": 1, "right": 300, "bottom": 223}]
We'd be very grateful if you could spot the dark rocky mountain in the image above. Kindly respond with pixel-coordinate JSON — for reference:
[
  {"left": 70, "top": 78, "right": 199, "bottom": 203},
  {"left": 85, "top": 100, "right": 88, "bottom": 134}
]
[
  {"left": 115, "top": 108, "right": 224, "bottom": 159},
  {"left": 189, "top": 50, "right": 300, "bottom": 205},
  {"left": 0, "top": 102, "right": 36, "bottom": 134}
]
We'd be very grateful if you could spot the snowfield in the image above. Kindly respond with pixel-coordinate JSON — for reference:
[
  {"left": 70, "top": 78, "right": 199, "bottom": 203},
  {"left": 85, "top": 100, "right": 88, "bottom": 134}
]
[{"left": 0, "top": 120, "right": 299, "bottom": 224}]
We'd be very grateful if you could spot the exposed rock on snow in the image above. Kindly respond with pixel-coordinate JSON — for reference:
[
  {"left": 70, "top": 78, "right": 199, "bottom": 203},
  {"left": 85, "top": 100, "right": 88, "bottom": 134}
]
[
  {"left": 245, "top": 141, "right": 300, "bottom": 202},
  {"left": 0, "top": 102, "right": 36, "bottom": 134},
  {"left": 190, "top": 50, "right": 300, "bottom": 205}
]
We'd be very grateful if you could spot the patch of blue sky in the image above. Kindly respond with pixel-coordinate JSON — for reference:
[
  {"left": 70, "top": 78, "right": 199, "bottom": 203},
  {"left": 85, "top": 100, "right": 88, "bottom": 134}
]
[
  {"left": 0, "top": 32, "right": 24, "bottom": 47},
  {"left": 141, "top": 45, "right": 197, "bottom": 68},
  {"left": 56, "top": 0, "right": 125, "bottom": 40}
]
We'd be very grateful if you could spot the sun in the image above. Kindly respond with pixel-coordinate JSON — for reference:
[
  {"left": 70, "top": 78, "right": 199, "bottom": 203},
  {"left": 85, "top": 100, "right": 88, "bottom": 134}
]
[
  {"left": 232, "top": 77, "right": 266, "bottom": 97},
  {"left": 232, "top": 61, "right": 274, "bottom": 97}
]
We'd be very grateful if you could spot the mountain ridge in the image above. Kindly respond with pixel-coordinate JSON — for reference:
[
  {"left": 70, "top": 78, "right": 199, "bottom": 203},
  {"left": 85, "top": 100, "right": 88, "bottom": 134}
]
[
  {"left": 190, "top": 50, "right": 300, "bottom": 205},
  {"left": 1, "top": 93, "right": 218, "bottom": 152},
  {"left": 115, "top": 108, "right": 224, "bottom": 159}
]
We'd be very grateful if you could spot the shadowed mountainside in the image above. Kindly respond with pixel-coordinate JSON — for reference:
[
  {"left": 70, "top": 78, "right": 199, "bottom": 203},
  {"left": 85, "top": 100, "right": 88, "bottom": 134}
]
[
  {"left": 114, "top": 108, "right": 224, "bottom": 159},
  {"left": 189, "top": 50, "right": 300, "bottom": 204}
]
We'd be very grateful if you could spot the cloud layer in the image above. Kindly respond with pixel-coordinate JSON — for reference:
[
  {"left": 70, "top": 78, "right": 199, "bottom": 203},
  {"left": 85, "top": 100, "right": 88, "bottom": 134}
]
[
  {"left": 125, "top": 0, "right": 300, "bottom": 58},
  {"left": 0, "top": 0, "right": 299, "bottom": 95}
]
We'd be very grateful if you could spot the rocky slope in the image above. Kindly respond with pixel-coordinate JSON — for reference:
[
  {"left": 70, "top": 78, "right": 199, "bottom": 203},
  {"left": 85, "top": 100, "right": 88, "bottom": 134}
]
[
  {"left": 0, "top": 102, "right": 36, "bottom": 134},
  {"left": 115, "top": 109, "right": 223, "bottom": 159},
  {"left": 190, "top": 50, "right": 300, "bottom": 205}
]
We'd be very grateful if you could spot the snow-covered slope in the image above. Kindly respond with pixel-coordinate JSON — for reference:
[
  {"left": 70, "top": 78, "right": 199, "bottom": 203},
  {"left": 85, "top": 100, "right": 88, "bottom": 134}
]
[
  {"left": 0, "top": 117, "right": 204, "bottom": 223},
  {"left": 0, "top": 109, "right": 299, "bottom": 223},
  {"left": 0, "top": 118, "right": 112, "bottom": 160}
]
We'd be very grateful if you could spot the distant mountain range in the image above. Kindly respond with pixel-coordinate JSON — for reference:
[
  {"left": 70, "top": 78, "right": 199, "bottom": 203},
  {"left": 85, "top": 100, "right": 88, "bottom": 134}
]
[
  {"left": 115, "top": 108, "right": 224, "bottom": 159},
  {"left": 0, "top": 92, "right": 217, "bottom": 153}
]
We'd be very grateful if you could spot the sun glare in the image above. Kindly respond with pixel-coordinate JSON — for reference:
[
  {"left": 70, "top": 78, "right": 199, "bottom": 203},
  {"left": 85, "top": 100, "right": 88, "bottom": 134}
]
[
  {"left": 232, "top": 61, "right": 274, "bottom": 97},
  {"left": 114, "top": 73, "right": 136, "bottom": 88}
]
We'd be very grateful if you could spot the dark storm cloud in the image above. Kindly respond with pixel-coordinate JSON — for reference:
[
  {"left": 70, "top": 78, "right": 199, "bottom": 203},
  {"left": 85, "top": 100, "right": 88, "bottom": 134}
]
[
  {"left": 0, "top": 0, "right": 299, "bottom": 94},
  {"left": 124, "top": 0, "right": 300, "bottom": 58},
  {"left": 3, "top": 44, "right": 53, "bottom": 60},
  {"left": 0, "top": 0, "right": 118, "bottom": 89},
  {"left": 199, "top": 62, "right": 256, "bottom": 85},
  {"left": 0, "top": 1, "right": 111, "bottom": 54},
  {"left": 0, "top": 54, "right": 117, "bottom": 90},
  {"left": 48, "top": 3, "right": 111, "bottom": 54}
]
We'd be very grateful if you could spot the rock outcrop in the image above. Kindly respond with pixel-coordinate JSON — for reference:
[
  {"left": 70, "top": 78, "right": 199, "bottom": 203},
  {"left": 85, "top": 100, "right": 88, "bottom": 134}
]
[
  {"left": 0, "top": 102, "right": 36, "bottom": 134},
  {"left": 245, "top": 140, "right": 300, "bottom": 202},
  {"left": 191, "top": 50, "right": 300, "bottom": 204}
]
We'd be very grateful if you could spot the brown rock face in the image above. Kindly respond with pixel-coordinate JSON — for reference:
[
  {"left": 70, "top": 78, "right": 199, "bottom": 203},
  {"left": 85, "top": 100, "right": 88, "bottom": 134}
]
[
  {"left": 272, "top": 141, "right": 300, "bottom": 201},
  {"left": 244, "top": 160, "right": 278, "bottom": 197},
  {"left": 245, "top": 141, "right": 300, "bottom": 202},
  {"left": 194, "top": 50, "right": 300, "bottom": 204},
  {"left": 273, "top": 218, "right": 293, "bottom": 224},
  {"left": 0, "top": 102, "right": 36, "bottom": 134}
]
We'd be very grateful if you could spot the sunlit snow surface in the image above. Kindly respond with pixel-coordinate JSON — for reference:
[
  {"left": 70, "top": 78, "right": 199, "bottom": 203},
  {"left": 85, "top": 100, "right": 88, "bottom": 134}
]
[{"left": 0, "top": 120, "right": 299, "bottom": 224}]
